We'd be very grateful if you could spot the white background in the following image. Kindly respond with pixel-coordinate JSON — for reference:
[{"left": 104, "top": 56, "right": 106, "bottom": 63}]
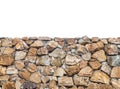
[{"left": 0, "top": 0, "right": 120, "bottom": 38}]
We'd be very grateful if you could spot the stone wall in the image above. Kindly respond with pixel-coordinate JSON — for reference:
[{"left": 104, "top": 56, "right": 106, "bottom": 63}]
[{"left": 0, "top": 36, "right": 120, "bottom": 89}]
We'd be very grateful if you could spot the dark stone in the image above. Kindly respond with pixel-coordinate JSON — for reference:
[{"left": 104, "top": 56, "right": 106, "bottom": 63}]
[{"left": 23, "top": 81, "right": 37, "bottom": 89}]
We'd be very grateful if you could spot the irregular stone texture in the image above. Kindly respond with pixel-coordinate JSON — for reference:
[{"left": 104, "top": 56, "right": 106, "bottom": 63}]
[
  {"left": 105, "top": 44, "right": 118, "bottom": 55},
  {"left": 0, "top": 55, "right": 14, "bottom": 66},
  {"left": 1, "top": 37, "right": 120, "bottom": 89},
  {"left": 111, "top": 67, "right": 120, "bottom": 78},
  {"left": 107, "top": 55, "right": 120, "bottom": 66},
  {"left": 90, "top": 71, "right": 110, "bottom": 84},
  {"left": 92, "top": 50, "right": 106, "bottom": 62},
  {"left": 58, "top": 77, "right": 74, "bottom": 86}
]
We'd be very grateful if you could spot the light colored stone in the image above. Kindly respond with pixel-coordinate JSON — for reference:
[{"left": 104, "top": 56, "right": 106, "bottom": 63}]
[
  {"left": 77, "top": 44, "right": 87, "bottom": 54},
  {"left": 87, "top": 83, "right": 113, "bottom": 89},
  {"left": 37, "top": 47, "right": 48, "bottom": 55},
  {"left": 2, "top": 38, "right": 12, "bottom": 47},
  {"left": 111, "top": 67, "right": 120, "bottom": 78},
  {"left": 0, "top": 66, "right": 6, "bottom": 75},
  {"left": 0, "top": 75, "right": 9, "bottom": 81},
  {"left": 49, "top": 48, "right": 66, "bottom": 59},
  {"left": 73, "top": 75, "right": 89, "bottom": 86},
  {"left": 15, "top": 61, "right": 25, "bottom": 70},
  {"left": 51, "top": 57, "right": 62, "bottom": 67},
  {"left": 78, "top": 66, "right": 93, "bottom": 77},
  {"left": 90, "top": 70, "right": 110, "bottom": 84},
  {"left": 79, "top": 60, "right": 88, "bottom": 69},
  {"left": 36, "top": 55, "right": 51, "bottom": 66},
  {"left": 0, "top": 55, "right": 14, "bottom": 66},
  {"left": 89, "top": 60, "right": 101, "bottom": 70},
  {"left": 58, "top": 77, "right": 74, "bottom": 86},
  {"left": 82, "top": 52, "right": 91, "bottom": 61},
  {"left": 30, "top": 72, "right": 41, "bottom": 83},
  {"left": 19, "top": 69, "right": 30, "bottom": 80},
  {"left": 3, "top": 47, "right": 14, "bottom": 55},
  {"left": 101, "top": 62, "right": 111, "bottom": 74},
  {"left": 105, "top": 44, "right": 118, "bottom": 55},
  {"left": 48, "top": 41, "right": 58, "bottom": 48},
  {"left": 2, "top": 82, "right": 15, "bottom": 89},
  {"left": 28, "top": 47, "right": 37, "bottom": 56},
  {"left": 25, "top": 56, "right": 37, "bottom": 63},
  {"left": 65, "top": 54, "right": 82, "bottom": 65},
  {"left": 54, "top": 68, "right": 66, "bottom": 77},
  {"left": 6, "top": 66, "right": 18, "bottom": 74},
  {"left": 108, "top": 38, "right": 120, "bottom": 44},
  {"left": 111, "top": 79, "right": 120, "bottom": 89},
  {"left": 27, "top": 63, "right": 37, "bottom": 72},
  {"left": 107, "top": 55, "right": 120, "bottom": 66},
  {"left": 15, "top": 80, "right": 22, "bottom": 89},
  {"left": 85, "top": 41, "right": 104, "bottom": 52},
  {"left": 15, "top": 51, "right": 26, "bottom": 60},
  {"left": 92, "top": 50, "right": 106, "bottom": 62},
  {"left": 30, "top": 40, "right": 43, "bottom": 47}
]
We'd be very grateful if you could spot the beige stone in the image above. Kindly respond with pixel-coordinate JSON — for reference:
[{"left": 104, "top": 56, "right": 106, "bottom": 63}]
[
  {"left": 2, "top": 82, "right": 15, "bottom": 89},
  {"left": 0, "top": 55, "right": 14, "bottom": 66},
  {"left": 89, "top": 60, "right": 101, "bottom": 69},
  {"left": 58, "top": 77, "right": 74, "bottom": 86},
  {"left": 15, "top": 51, "right": 26, "bottom": 60},
  {"left": 90, "top": 70, "right": 110, "bottom": 84},
  {"left": 27, "top": 63, "right": 37, "bottom": 72},
  {"left": 48, "top": 41, "right": 58, "bottom": 48},
  {"left": 0, "top": 75, "right": 9, "bottom": 81},
  {"left": 111, "top": 67, "right": 120, "bottom": 78},
  {"left": 3, "top": 47, "right": 14, "bottom": 55},
  {"left": 30, "top": 72, "right": 41, "bottom": 83},
  {"left": 54, "top": 68, "right": 66, "bottom": 77},
  {"left": 30, "top": 40, "right": 43, "bottom": 47},
  {"left": 92, "top": 50, "right": 106, "bottom": 62},
  {"left": 28, "top": 47, "right": 37, "bottom": 56},
  {"left": 78, "top": 66, "right": 93, "bottom": 77},
  {"left": 79, "top": 60, "right": 88, "bottom": 69},
  {"left": 6, "top": 66, "right": 18, "bottom": 74},
  {"left": 19, "top": 69, "right": 30, "bottom": 80},
  {"left": 15, "top": 61, "right": 25, "bottom": 70},
  {"left": 37, "top": 47, "right": 48, "bottom": 55},
  {"left": 0, "top": 66, "right": 6, "bottom": 75},
  {"left": 111, "top": 79, "right": 120, "bottom": 89}
]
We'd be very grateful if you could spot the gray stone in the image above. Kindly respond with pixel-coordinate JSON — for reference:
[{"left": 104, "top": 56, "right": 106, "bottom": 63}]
[
  {"left": 15, "top": 51, "right": 26, "bottom": 60},
  {"left": 107, "top": 55, "right": 120, "bottom": 66},
  {"left": 101, "top": 62, "right": 111, "bottom": 75}
]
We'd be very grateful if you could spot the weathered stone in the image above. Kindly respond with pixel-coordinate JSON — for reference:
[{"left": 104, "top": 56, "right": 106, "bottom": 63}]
[
  {"left": 23, "top": 81, "right": 37, "bottom": 89},
  {"left": 111, "top": 79, "right": 120, "bottom": 89},
  {"left": 25, "top": 56, "right": 37, "bottom": 63},
  {"left": 36, "top": 55, "right": 51, "bottom": 66},
  {"left": 105, "top": 44, "right": 118, "bottom": 55},
  {"left": 15, "top": 80, "right": 22, "bottom": 89},
  {"left": 111, "top": 67, "right": 120, "bottom": 78},
  {"left": 15, "top": 61, "right": 25, "bottom": 70},
  {"left": 49, "top": 48, "right": 66, "bottom": 59},
  {"left": 0, "top": 66, "right": 6, "bottom": 75},
  {"left": 85, "top": 41, "right": 104, "bottom": 52},
  {"left": 107, "top": 55, "right": 120, "bottom": 66},
  {"left": 82, "top": 52, "right": 91, "bottom": 60},
  {"left": 92, "top": 50, "right": 106, "bottom": 62},
  {"left": 78, "top": 66, "right": 93, "bottom": 77},
  {"left": 0, "top": 55, "right": 14, "bottom": 66},
  {"left": 6, "top": 66, "right": 18, "bottom": 74},
  {"left": 49, "top": 80, "right": 57, "bottom": 89},
  {"left": 40, "top": 66, "right": 56, "bottom": 76},
  {"left": 2, "top": 38, "right": 12, "bottom": 47},
  {"left": 30, "top": 72, "right": 41, "bottom": 83},
  {"left": 2, "top": 82, "right": 15, "bottom": 89},
  {"left": 54, "top": 68, "right": 66, "bottom": 77},
  {"left": 73, "top": 75, "right": 89, "bottom": 86},
  {"left": 51, "top": 57, "right": 62, "bottom": 67},
  {"left": 27, "top": 63, "right": 37, "bottom": 72},
  {"left": 77, "top": 44, "right": 87, "bottom": 54},
  {"left": 30, "top": 40, "right": 43, "bottom": 47},
  {"left": 89, "top": 60, "right": 101, "bottom": 70},
  {"left": 65, "top": 38, "right": 76, "bottom": 45},
  {"left": 65, "top": 64, "right": 80, "bottom": 76},
  {"left": 15, "top": 51, "right": 26, "bottom": 60},
  {"left": 108, "top": 38, "right": 120, "bottom": 44},
  {"left": 28, "top": 47, "right": 37, "bottom": 56},
  {"left": 58, "top": 77, "right": 74, "bottom": 86},
  {"left": 79, "top": 60, "right": 88, "bottom": 69},
  {"left": 69, "top": 86, "right": 77, "bottom": 89},
  {"left": 87, "top": 83, "right": 113, "bottom": 89},
  {"left": 0, "top": 75, "right": 9, "bottom": 81},
  {"left": 78, "top": 86, "right": 85, "bottom": 89},
  {"left": 78, "top": 36, "right": 90, "bottom": 44},
  {"left": 101, "top": 38, "right": 108, "bottom": 44},
  {"left": 90, "top": 70, "right": 110, "bottom": 84},
  {"left": 18, "top": 69, "right": 30, "bottom": 80},
  {"left": 3, "top": 47, "right": 14, "bottom": 55},
  {"left": 65, "top": 55, "right": 82, "bottom": 65},
  {"left": 101, "top": 62, "right": 111, "bottom": 74},
  {"left": 37, "top": 47, "right": 48, "bottom": 55},
  {"left": 48, "top": 41, "right": 58, "bottom": 48}
]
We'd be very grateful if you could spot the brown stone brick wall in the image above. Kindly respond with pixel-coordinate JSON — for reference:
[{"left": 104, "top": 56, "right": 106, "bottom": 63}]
[{"left": 0, "top": 36, "right": 120, "bottom": 89}]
